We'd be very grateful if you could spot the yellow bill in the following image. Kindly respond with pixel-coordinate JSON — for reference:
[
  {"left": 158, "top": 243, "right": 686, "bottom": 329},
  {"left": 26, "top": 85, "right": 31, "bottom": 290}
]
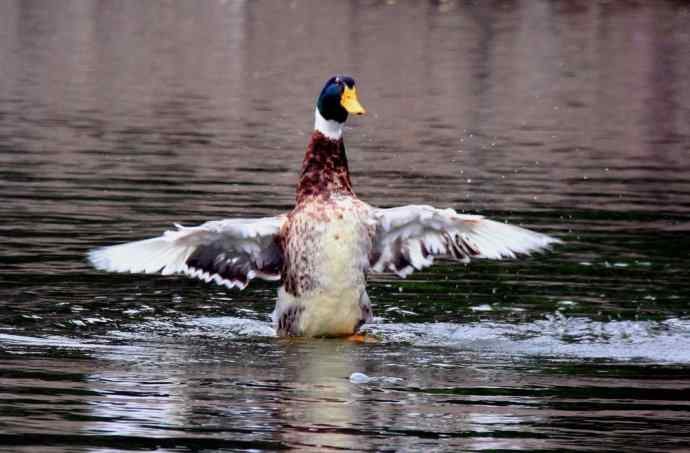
[{"left": 341, "top": 86, "right": 366, "bottom": 115}]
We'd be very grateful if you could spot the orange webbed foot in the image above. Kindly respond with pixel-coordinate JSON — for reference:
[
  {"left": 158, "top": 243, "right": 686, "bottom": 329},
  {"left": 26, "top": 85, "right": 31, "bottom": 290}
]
[{"left": 345, "top": 333, "right": 379, "bottom": 343}]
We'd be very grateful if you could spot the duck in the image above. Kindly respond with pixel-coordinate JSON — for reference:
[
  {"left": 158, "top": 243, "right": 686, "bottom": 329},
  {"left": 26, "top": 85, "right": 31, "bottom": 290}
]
[{"left": 88, "top": 75, "right": 561, "bottom": 338}]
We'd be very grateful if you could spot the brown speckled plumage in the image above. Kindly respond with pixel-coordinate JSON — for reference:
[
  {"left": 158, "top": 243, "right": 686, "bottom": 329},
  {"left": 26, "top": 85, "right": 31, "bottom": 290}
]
[
  {"left": 281, "top": 131, "right": 359, "bottom": 297},
  {"left": 295, "top": 131, "right": 353, "bottom": 204},
  {"left": 275, "top": 304, "right": 304, "bottom": 336},
  {"left": 272, "top": 130, "right": 374, "bottom": 336}
]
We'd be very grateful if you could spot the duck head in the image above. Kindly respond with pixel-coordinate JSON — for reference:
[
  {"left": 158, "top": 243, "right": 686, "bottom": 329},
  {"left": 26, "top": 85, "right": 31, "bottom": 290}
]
[{"left": 314, "top": 75, "right": 366, "bottom": 140}]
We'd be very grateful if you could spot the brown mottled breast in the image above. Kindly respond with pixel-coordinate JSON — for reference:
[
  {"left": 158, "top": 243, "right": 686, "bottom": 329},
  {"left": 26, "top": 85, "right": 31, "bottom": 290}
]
[
  {"left": 279, "top": 131, "right": 369, "bottom": 297},
  {"left": 296, "top": 131, "right": 354, "bottom": 203},
  {"left": 279, "top": 196, "right": 373, "bottom": 298}
]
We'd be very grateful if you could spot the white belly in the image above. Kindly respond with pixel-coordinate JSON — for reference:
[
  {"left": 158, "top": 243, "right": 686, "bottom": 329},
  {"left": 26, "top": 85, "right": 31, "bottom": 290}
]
[{"left": 276, "top": 286, "right": 365, "bottom": 337}]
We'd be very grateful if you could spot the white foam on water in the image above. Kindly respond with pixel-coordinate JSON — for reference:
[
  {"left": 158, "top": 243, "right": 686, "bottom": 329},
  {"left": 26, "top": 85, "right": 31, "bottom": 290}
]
[
  {"left": 106, "top": 316, "right": 276, "bottom": 341},
  {"left": 5, "top": 314, "right": 690, "bottom": 364},
  {"left": 188, "top": 316, "right": 276, "bottom": 338},
  {"left": 367, "top": 315, "right": 690, "bottom": 364},
  {"left": 106, "top": 314, "right": 690, "bottom": 364}
]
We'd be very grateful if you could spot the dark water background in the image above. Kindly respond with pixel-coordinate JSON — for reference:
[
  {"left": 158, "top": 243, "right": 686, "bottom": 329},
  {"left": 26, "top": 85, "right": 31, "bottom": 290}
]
[{"left": 2, "top": 1, "right": 690, "bottom": 451}]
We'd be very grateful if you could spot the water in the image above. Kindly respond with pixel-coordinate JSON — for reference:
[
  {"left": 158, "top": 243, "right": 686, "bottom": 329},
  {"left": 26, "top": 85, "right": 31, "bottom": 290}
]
[{"left": 2, "top": 0, "right": 690, "bottom": 451}]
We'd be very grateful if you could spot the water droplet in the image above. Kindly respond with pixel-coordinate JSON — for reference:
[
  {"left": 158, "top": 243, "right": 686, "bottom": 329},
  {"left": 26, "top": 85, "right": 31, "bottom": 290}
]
[{"left": 349, "top": 372, "right": 370, "bottom": 384}]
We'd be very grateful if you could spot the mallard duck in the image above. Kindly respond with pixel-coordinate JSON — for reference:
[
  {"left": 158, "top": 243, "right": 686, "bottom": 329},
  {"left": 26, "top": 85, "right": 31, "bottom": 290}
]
[{"left": 89, "top": 75, "right": 560, "bottom": 338}]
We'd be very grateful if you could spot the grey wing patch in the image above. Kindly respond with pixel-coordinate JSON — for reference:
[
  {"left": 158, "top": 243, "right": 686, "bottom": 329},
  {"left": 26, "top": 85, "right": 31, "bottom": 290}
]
[
  {"left": 183, "top": 239, "right": 283, "bottom": 289},
  {"left": 369, "top": 226, "right": 482, "bottom": 278},
  {"left": 369, "top": 205, "right": 561, "bottom": 278}
]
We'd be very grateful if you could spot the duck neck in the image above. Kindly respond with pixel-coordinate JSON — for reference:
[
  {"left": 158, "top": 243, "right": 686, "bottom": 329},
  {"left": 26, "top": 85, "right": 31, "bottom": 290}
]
[{"left": 296, "top": 130, "right": 354, "bottom": 203}]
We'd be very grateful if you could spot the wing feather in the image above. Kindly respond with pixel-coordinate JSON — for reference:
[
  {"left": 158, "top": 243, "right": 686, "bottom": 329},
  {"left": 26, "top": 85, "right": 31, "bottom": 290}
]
[
  {"left": 370, "top": 205, "right": 560, "bottom": 278},
  {"left": 88, "top": 215, "right": 287, "bottom": 289}
]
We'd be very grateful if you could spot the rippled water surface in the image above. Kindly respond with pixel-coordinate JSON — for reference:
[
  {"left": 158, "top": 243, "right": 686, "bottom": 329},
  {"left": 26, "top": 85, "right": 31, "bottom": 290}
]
[{"left": 2, "top": 1, "right": 690, "bottom": 451}]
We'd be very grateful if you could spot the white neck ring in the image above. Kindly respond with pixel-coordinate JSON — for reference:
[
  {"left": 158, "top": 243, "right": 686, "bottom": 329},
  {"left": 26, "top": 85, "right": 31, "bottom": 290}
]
[{"left": 314, "top": 108, "right": 343, "bottom": 140}]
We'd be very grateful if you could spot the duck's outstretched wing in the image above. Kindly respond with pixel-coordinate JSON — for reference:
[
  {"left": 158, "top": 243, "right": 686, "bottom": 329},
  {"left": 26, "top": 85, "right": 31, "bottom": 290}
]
[
  {"left": 88, "top": 216, "right": 286, "bottom": 289},
  {"left": 369, "top": 205, "right": 561, "bottom": 278}
]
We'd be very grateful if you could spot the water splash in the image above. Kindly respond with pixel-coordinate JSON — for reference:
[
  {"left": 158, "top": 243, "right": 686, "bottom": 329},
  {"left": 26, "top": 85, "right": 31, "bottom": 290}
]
[{"left": 368, "top": 315, "right": 690, "bottom": 363}]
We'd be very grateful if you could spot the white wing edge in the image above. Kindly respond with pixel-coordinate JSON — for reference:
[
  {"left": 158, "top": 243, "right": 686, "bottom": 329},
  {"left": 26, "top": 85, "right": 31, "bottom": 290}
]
[
  {"left": 87, "top": 225, "right": 206, "bottom": 275},
  {"left": 460, "top": 216, "right": 562, "bottom": 259}
]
